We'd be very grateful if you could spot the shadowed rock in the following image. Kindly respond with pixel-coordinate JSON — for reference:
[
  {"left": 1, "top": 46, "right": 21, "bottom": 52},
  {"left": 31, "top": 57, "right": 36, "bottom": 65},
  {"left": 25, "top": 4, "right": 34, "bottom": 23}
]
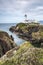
[{"left": 0, "top": 31, "right": 17, "bottom": 57}]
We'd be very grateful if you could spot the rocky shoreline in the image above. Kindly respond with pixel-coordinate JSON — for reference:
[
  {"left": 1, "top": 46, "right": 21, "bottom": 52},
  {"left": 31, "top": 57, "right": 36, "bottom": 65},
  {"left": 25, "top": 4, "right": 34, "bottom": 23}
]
[
  {"left": 9, "top": 23, "right": 43, "bottom": 47},
  {"left": 0, "top": 23, "right": 43, "bottom": 65}
]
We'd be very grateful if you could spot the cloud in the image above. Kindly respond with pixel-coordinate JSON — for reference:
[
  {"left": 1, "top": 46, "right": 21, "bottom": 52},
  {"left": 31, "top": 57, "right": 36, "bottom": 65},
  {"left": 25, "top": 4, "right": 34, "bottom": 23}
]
[{"left": 0, "top": 0, "right": 43, "bottom": 23}]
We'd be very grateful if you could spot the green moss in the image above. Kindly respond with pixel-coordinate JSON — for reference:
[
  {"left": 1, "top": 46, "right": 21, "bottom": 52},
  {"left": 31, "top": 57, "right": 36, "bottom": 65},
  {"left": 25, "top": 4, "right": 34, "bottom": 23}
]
[
  {"left": 1, "top": 23, "right": 43, "bottom": 65},
  {"left": 0, "top": 41, "right": 43, "bottom": 65},
  {"left": 16, "top": 23, "right": 26, "bottom": 26},
  {"left": 15, "top": 41, "right": 33, "bottom": 55},
  {"left": 16, "top": 23, "right": 27, "bottom": 29},
  {"left": 40, "top": 32, "right": 43, "bottom": 38}
]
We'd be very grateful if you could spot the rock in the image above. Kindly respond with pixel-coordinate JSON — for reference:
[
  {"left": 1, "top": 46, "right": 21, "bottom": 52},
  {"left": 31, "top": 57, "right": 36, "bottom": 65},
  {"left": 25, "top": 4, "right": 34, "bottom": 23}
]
[
  {"left": 9, "top": 26, "right": 16, "bottom": 32},
  {"left": 0, "top": 31, "right": 17, "bottom": 57},
  {"left": 0, "top": 42, "right": 43, "bottom": 65},
  {"left": 10, "top": 35, "right": 14, "bottom": 41},
  {"left": 9, "top": 23, "right": 43, "bottom": 47}
]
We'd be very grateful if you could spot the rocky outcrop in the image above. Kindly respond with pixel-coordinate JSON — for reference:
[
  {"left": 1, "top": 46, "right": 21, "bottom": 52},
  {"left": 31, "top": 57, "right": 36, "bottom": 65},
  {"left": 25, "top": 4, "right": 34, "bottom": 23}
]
[
  {"left": 9, "top": 23, "right": 43, "bottom": 47},
  {"left": 0, "top": 31, "right": 17, "bottom": 57},
  {"left": 0, "top": 42, "right": 43, "bottom": 65},
  {"left": 9, "top": 26, "right": 16, "bottom": 32}
]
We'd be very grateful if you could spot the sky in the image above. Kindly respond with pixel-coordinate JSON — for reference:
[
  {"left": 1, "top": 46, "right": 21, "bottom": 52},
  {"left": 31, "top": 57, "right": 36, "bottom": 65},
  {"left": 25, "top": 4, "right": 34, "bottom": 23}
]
[{"left": 0, "top": 0, "right": 43, "bottom": 23}]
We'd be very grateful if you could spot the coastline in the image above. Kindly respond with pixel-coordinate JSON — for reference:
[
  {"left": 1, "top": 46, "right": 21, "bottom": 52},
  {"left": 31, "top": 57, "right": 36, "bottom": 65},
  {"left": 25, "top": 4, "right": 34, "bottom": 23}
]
[
  {"left": 0, "top": 23, "right": 43, "bottom": 65},
  {"left": 9, "top": 23, "right": 43, "bottom": 47}
]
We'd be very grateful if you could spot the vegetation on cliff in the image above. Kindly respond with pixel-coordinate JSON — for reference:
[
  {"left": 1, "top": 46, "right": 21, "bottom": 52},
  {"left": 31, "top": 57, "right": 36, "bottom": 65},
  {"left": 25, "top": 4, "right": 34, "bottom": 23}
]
[
  {"left": 9, "top": 23, "right": 43, "bottom": 47},
  {"left": 0, "top": 41, "right": 43, "bottom": 65},
  {"left": 0, "top": 23, "right": 43, "bottom": 65}
]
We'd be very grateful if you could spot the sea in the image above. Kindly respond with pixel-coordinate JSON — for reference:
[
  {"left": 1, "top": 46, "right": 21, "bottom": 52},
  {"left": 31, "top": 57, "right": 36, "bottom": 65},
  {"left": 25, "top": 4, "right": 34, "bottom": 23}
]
[{"left": 0, "top": 23, "right": 25, "bottom": 45}]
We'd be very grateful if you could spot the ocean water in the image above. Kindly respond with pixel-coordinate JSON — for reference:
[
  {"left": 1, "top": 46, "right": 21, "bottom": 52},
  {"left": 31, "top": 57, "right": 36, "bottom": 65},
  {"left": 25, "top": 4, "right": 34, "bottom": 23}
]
[
  {"left": 39, "top": 21, "right": 43, "bottom": 25},
  {"left": 0, "top": 23, "right": 25, "bottom": 45}
]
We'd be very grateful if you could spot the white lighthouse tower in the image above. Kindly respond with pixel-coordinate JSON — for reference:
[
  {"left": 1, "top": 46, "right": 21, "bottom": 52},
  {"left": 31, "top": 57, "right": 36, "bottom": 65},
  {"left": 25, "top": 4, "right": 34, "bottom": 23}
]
[{"left": 24, "top": 14, "right": 28, "bottom": 23}]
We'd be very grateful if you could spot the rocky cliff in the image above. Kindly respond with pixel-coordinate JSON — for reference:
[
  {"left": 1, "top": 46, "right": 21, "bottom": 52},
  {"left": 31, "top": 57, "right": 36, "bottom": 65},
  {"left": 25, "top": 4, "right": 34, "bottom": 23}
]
[
  {"left": 9, "top": 23, "right": 43, "bottom": 47},
  {"left": 0, "top": 41, "right": 43, "bottom": 65},
  {"left": 0, "top": 31, "right": 17, "bottom": 57}
]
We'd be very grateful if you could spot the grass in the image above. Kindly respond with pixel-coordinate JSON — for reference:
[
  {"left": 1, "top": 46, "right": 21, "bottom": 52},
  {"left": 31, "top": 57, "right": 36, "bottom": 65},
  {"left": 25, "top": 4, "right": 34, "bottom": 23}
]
[
  {"left": 0, "top": 23, "right": 43, "bottom": 65},
  {"left": 0, "top": 41, "right": 43, "bottom": 65},
  {"left": 16, "top": 23, "right": 27, "bottom": 29}
]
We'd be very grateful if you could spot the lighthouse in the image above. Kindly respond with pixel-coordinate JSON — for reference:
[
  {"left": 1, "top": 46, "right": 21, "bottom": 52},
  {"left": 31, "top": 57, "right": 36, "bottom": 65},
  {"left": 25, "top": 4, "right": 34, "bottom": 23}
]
[
  {"left": 24, "top": 14, "right": 28, "bottom": 23},
  {"left": 25, "top": 14, "right": 27, "bottom": 20}
]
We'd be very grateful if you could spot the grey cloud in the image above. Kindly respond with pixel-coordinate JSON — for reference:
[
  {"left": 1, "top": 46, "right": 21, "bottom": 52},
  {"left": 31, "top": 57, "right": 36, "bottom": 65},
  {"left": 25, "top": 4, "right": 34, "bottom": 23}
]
[{"left": 0, "top": 0, "right": 43, "bottom": 21}]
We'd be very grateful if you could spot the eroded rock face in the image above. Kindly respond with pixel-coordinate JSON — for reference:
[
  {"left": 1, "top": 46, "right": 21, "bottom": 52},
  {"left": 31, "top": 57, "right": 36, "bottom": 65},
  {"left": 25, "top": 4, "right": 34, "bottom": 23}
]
[
  {"left": 0, "top": 31, "right": 17, "bottom": 57},
  {"left": 0, "top": 39, "right": 10, "bottom": 57}
]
